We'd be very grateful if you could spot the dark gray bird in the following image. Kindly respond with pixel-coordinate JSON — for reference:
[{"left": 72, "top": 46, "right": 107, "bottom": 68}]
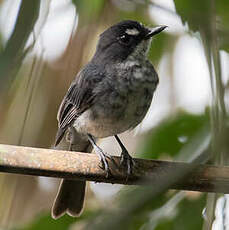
[{"left": 52, "top": 20, "right": 166, "bottom": 219}]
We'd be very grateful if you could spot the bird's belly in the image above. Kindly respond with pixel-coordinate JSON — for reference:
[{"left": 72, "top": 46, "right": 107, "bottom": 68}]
[
  {"left": 73, "top": 88, "right": 153, "bottom": 138},
  {"left": 74, "top": 113, "right": 130, "bottom": 138}
]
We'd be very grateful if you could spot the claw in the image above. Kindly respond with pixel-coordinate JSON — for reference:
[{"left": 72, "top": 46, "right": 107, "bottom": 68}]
[
  {"left": 114, "top": 135, "right": 135, "bottom": 178},
  {"left": 120, "top": 149, "right": 135, "bottom": 177},
  {"left": 87, "top": 134, "right": 112, "bottom": 177},
  {"left": 94, "top": 146, "right": 111, "bottom": 177}
]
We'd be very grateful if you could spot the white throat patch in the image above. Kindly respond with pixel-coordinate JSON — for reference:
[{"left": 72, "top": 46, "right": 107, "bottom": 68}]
[{"left": 125, "top": 28, "right": 139, "bottom": 36}]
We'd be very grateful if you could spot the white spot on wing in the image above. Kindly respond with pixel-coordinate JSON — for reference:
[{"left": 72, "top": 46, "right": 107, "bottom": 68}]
[{"left": 125, "top": 28, "right": 139, "bottom": 36}]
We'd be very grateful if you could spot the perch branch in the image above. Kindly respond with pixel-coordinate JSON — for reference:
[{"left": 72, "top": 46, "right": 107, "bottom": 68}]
[{"left": 0, "top": 144, "right": 228, "bottom": 193}]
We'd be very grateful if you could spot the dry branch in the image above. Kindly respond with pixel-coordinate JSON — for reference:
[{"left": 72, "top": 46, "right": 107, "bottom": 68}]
[{"left": 0, "top": 144, "right": 228, "bottom": 193}]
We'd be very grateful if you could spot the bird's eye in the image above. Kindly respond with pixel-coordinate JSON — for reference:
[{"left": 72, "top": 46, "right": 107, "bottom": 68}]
[{"left": 119, "top": 34, "right": 131, "bottom": 45}]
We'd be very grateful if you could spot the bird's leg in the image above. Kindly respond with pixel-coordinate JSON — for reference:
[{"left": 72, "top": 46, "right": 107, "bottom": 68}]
[
  {"left": 114, "top": 135, "right": 135, "bottom": 175},
  {"left": 67, "top": 128, "right": 74, "bottom": 151},
  {"left": 68, "top": 144, "right": 73, "bottom": 151},
  {"left": 87, "top": 134, "right": 111, "bottom": 177},
  {"left": 67, "top": 127, "right": 78, "bottom": 151}
]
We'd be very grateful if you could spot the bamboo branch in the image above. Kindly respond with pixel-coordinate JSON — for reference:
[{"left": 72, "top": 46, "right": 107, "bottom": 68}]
[{"left": 0, "top": 144, "right": 228, "bottom": 193}]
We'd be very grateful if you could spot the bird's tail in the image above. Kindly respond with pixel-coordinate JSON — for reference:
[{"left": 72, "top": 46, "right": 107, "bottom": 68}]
[
  {"left": 51, "top": 179, "right": 86, "bottom": 219},
  {"left": 52, "top": 134, "right": 92, "bottom": 219}
]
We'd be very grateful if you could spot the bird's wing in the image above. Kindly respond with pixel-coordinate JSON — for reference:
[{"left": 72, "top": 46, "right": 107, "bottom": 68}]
[{"left": 55, "top": 70, "right": 100, "bottom": 146}]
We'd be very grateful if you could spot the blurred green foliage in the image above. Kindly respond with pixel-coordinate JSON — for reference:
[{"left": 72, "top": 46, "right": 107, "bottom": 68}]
[
  {"left": 72, "top": 0, "right": 105, "bottom": 23},
  {"left": 148, "top": 32, "right": 174, "bottom": 66},
  {"left": 174, "top": 0, "right": 212, "bottom": 34},
  {"left": 14, "top": 210, "right": 96, "bottom": 230},
  {"left": 174, "top": 0, "right": 229, "bottom": 51},
  {"left": 14, "top": 214, "right": 75, "bottom": 230},
  {"left": 140, "top": 111, "right": 209, "bottom": 159},
  {"left": 174, "top": 0, "right": 228, "bottom": 229},
  {"left": 152, "top": 195, "right": 206, "bottom": 230},
  {"left": 0, "top": 0, "right": 40, "bottom": 94}
]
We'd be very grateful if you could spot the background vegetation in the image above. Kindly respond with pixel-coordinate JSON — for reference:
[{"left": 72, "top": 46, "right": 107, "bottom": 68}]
[{"left": 0, "top": 0, "right": 228, "bottom": 229}]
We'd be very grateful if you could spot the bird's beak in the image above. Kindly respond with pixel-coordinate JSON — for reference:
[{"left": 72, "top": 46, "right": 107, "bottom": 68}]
[{"left": 145, "top": 25, "right": 167, "bottom": 39}]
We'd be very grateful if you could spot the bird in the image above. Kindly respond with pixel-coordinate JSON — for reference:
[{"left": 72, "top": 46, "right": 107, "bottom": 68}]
[{"left": 51, "top": 20, "right": 166, "bottom": 219}]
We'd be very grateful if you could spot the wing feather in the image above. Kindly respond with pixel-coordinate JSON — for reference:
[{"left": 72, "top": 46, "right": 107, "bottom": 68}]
[{"left": 55, "top": 69, "right": 102, "bottom": 146}]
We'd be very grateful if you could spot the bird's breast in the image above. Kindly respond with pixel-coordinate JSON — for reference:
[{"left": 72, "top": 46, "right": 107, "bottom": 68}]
[{"left": 73, "top": 60, "right": 158, "bottom": 138}]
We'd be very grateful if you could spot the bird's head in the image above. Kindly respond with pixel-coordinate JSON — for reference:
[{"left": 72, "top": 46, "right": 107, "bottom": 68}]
[{"left": 93, "top": 20, "right": 167, "bottom": 63}]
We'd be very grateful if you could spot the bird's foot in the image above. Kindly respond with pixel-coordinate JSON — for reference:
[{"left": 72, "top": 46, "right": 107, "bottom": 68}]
[
  {"left": 120, "top": 149, "right": 135, "bottom": 177},
  {"left": 94, "top": 146, "right": 112, "bottom": 177},
  {"left": 88, "top": 134, "right": 112, "bottom": 177}
]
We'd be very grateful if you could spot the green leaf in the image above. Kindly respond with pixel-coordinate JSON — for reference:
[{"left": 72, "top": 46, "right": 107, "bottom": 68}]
[
  {"left": 14, "top": 214, "right": 75, "bottom": 230},
  {"left": 173, "top": 0, "right": 229, "bottom": 51},
  {"left": 153, "top": 195, "right": 206, "bottom": 230},
  {"left": 148, "top": 32, "right": 174, "bottom": 66},
  {"left": 174, "top": 0, "right": 211, "bottom": 33},
  {"left": 72, "top": 0, "right": 105, "bottom": 23},
  {"left": 14, "top": 210, "right": 94, "bottom": 230},
  {"left": 139, "top": 111, "right": 210, "bottom": 159}
]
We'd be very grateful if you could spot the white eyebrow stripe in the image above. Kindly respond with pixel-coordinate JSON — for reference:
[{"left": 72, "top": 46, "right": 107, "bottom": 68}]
[{"left": 125, "top": 28, "right": 140, "bottom": 36}]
